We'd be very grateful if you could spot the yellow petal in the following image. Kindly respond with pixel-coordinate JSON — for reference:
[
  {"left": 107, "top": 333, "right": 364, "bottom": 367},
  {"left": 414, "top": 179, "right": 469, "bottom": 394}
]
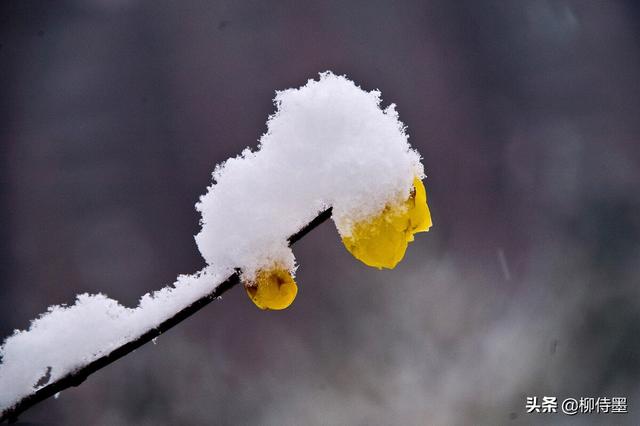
[
  {"left": 409, "top": 176, "right": 432, "bottom": 233},
  {"left": 341, "top": 177, "right": 432, "bottom": 269},
  {"left": 245, "top": 267, "right": 298, "bottom": 310}
]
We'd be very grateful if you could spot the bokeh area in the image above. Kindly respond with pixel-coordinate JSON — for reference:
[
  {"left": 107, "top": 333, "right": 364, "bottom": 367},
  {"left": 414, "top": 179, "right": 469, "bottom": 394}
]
[{"left": 2, "top": 1, "right": 640, "bottom": 425}]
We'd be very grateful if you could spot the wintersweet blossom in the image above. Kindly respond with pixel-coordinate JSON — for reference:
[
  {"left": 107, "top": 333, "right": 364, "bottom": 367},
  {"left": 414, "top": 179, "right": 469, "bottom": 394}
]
[
  {"left": 341, "top": 177, "right": 432, "bottom": 269},
  {"left": 244, "top": 267, "right": 298, "bottom": 310},
  {"left": 245, "top": 177, "right": 432, "bottom": 310}
]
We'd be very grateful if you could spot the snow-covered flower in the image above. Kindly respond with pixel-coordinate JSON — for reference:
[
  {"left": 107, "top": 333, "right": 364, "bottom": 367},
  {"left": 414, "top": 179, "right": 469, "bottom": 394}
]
[
  {"left": 244, "top": 266, "right": 298, "bottom": 310},
  {"left": 0, "top": 72, "right": 432, "bottom": 414},
  {"left": 341, "top": 177, "right": 432, "bottom": 269}
]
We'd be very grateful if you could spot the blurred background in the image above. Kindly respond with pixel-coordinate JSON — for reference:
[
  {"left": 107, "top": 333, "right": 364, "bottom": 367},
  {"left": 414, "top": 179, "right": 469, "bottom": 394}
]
[{"left": 1, "top": 0, "right": 640, "bottom": 424}]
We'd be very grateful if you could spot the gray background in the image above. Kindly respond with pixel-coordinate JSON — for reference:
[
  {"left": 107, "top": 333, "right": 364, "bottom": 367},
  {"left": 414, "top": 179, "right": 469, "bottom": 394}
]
[{"left": 1, "top": 1, "right": 639, "bottom": 424}]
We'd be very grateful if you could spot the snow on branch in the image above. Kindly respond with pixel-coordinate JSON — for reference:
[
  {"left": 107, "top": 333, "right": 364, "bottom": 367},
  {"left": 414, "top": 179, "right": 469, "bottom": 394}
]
[
  {"left": 0, "top": 208, "right": 332, "bottom": 423},
  {"left": 0, "top": 72, "right": 431, "bottom": 421}
]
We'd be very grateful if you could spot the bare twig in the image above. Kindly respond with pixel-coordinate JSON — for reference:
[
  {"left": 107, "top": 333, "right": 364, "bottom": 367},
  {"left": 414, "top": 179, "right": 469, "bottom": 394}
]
[{"left": 1, "top": 208, "right": 333, "bottom": 423}]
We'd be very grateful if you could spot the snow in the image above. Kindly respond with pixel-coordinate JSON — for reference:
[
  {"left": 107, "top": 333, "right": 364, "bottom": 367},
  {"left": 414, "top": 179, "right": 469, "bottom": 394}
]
[
  {"left": 196, "top": 71, "right": 423, "bottom": 279},
  {"left": 0, "top": 269, "right": 222, "bottom": 412},
  {"left": 0, "top": 72, "right": 425, "bottom": 413}
]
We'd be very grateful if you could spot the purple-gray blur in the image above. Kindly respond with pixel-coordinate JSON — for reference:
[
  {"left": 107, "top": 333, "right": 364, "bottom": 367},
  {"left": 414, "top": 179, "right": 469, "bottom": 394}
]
[{"left": 1, "top": 1, "right": 639, "bottom": 425}]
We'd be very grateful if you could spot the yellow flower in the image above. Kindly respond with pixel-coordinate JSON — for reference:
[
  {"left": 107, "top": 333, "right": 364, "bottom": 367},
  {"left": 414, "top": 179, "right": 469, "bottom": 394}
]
[
  {"left": 341, "top": 177, "right": 432, "bottom": 269},
  {"left": 245, "top": 178, "right": 431, "bottom": 310},
  {"left": 244, "top": 267, "right": 298, "bottom": 310}
]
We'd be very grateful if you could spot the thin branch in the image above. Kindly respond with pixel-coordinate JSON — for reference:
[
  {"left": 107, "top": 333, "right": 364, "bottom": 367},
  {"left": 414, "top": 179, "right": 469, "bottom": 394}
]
[{"left": 1, "top": 208, "right": 333, "bottom": 423}]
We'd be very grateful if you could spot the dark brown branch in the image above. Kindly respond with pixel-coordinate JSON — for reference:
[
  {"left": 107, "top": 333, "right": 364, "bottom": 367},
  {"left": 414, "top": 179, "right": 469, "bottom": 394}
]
[{"left": 1, "top": 208, "right": 333, "bottom": 423}]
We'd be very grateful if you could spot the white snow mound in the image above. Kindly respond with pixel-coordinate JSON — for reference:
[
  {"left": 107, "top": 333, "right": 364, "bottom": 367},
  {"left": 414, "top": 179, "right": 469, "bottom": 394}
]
[{"left": 196, "top": 71, "right": 423, "bottom": 279}]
